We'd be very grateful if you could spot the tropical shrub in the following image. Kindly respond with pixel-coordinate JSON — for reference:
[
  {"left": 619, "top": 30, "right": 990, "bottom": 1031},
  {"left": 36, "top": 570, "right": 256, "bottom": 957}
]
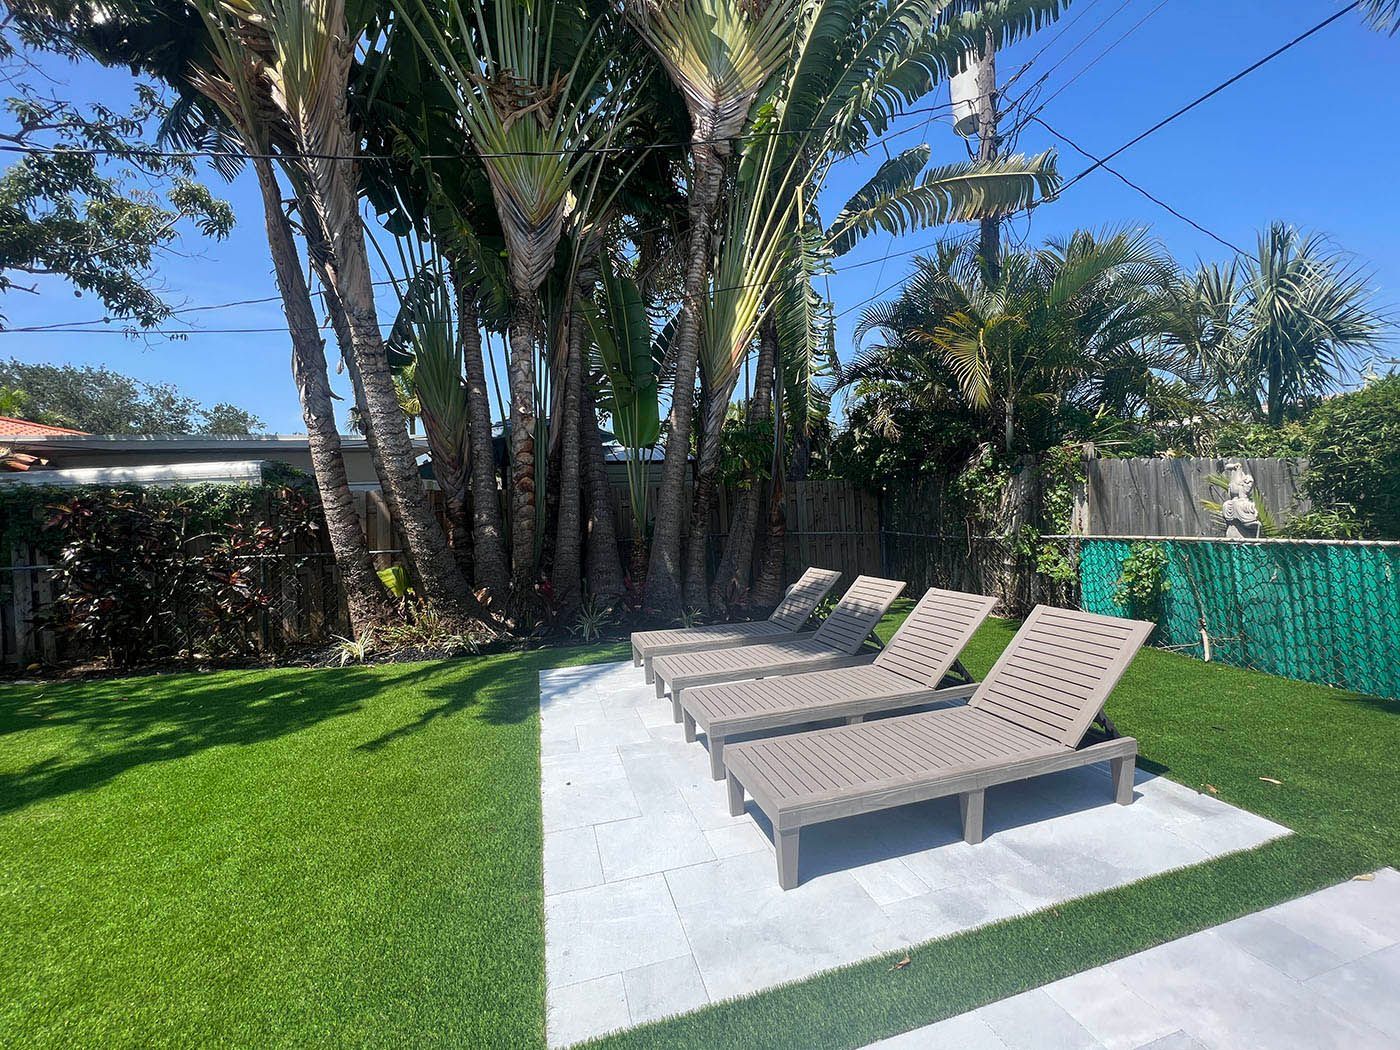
[
  {"left": 1303, "top": 375, "right": 1400, "bottom": 538},
  {"left": 6, "top": 483, "right": 320, "bottom": 668}
]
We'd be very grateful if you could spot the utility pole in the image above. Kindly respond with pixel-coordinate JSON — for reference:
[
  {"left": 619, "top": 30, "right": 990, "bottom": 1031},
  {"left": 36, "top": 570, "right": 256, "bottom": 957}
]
[
  {"left": 951, "top": 31, "right": 1002, "bottom": 280},
  {"left": 973, "top": 31, "right": 1001, "bottom": 281}
]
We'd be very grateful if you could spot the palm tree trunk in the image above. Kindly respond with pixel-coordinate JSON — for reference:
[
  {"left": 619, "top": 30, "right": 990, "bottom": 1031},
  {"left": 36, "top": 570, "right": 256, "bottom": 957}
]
[
  {"left": 752, "top": 361, "right": 788, "bottom": 608},
  {"left": 682, "top": 377, "right": 738, "bottom": 612},
  {"left": 506, "top": 292, "right": 541, "bottom": 618},
  {"left": 710, "top": 318, "right": 777, "bottom": 612},
  {"left": 580, "top": 376, "right": 626, "bottom": 602},
  {"left": 299, "top": 199, "right": 401, "bottom": 515},
  {"left": 552, "top": 293, "right": 585, "bottom": 616},
  {"left": 419, "top": 399, "right": 473, "bottom": 582},
  {"left": 752, "top": 474, "right": 788, "bottom": 608},
  {"left": 449, "top": 268, "right": 511, "bottom": 601},
  {"left": 253, "top": 157, "right": 389, "bottom": 636},
  {"left": 644, "top": 143, "right": 725, "bottom": 619},
  {"left": 302, "top": 151, "right": 484, "bottom": 627}
]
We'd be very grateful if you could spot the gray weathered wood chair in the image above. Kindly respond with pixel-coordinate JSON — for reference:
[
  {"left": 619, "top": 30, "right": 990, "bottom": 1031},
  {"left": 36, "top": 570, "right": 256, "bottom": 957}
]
[
  {"left": 651, "top": 576, "right": 908, "bottom": 724},
  {"left": 723, "top": 606, "right": 1155, "bottom": 889},
  {"left": 630, "top": 567, "right": 841, "bottom": 683},
  {"left": 679, "top": 588, "right": 997, "bottom": 780}
]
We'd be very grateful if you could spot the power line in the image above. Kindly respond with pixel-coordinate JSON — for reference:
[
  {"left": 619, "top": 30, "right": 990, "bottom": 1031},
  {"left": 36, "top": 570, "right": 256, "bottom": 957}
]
[
  {"left": 1031, "top": 115, "right": 1248, "bottom": 256},
  {"left": 0, "top": 97, "right": 976, "bottom": 165},
  {"left": 1011, "top": 0, "right": 1173, "bottom": 132},
  {"left": 1058, "top": 1, "right": 1361, "bottom": 194},
  {"left": 833, "top": 5, "right": 1363, "bottom": 326},
  {"left": 0, "top": 235, "right": 981, "bottom": 336}
]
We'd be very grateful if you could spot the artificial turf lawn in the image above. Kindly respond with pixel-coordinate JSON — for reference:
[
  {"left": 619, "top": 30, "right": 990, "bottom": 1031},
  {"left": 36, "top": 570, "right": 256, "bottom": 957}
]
[
  {"left": 0, "top": 642, "right": 625, "bottom": 1048},
  {"left": 3, "top": 605, "right": 1398, "bottom": 1049}
]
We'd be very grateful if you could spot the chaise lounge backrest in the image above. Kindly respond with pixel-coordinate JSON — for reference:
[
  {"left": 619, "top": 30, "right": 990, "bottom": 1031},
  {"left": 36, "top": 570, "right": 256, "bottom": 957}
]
[
  {"left": 809, "top": 576, "right": 907, "bottom": 654},
  {"left": 767, "top": 568, "right": 844, "bottom": 632},
  {"left": 873, "top": 588, "right": 999, "bottom": 687},
  {"left": 969, "top": 606, "right": 1155, "bottom": 748}
]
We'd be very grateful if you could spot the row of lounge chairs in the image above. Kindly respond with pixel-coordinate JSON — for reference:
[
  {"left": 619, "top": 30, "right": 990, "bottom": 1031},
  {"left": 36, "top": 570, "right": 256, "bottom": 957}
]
[{"left": 630, "top": 568, "right": 1153, "bottom": 889}]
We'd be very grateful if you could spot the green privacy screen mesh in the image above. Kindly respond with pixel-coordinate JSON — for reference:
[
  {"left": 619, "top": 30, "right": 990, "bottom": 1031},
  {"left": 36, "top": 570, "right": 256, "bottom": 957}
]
[{"left": 1069, "top": 538, "right": 1399, "bottom": 701}]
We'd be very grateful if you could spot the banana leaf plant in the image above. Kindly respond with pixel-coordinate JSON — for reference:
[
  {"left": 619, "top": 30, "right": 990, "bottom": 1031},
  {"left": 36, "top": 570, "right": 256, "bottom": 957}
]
[{"left": 586, "top": 265, "right": 662, "bottom": 549}]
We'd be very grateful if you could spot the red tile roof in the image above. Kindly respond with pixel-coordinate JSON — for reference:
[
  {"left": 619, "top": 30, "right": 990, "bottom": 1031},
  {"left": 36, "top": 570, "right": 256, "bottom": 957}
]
[{"left": 0, "top": 416, "right": 86, "bottom": 437}]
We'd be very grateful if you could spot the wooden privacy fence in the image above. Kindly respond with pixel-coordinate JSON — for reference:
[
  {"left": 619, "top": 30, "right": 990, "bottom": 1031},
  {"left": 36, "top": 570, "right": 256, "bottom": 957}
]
[
  {"left": 1083, "top": 456, "right": 1311, "bottom": 537},
  {"left": 1, "top": 481, "right": 881, "bottom": 666}
]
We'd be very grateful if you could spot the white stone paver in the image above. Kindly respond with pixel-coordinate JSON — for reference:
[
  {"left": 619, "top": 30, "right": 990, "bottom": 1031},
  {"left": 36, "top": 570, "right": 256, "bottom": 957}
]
[
  {"left": 865, "top": 869, "right": 1400, "bottom": 1050},
  {"left": 540, "top": 660, "right": 1292, "bottom": 1047}
]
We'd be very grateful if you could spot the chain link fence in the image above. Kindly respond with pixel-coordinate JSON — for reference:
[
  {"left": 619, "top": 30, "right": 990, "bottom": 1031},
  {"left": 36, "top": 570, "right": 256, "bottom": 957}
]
[{"left": 1040, "top": 535, "right": 1400, "bottom": 701}]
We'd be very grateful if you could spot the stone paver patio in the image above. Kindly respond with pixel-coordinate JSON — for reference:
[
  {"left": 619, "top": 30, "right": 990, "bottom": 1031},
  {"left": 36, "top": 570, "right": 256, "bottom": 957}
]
[
  {"left": 540, "top": 660, "right": 1291, "bottom": 1047},
  {"left": 865, "top": 868, "right": 1400, "bottom": 1050}
]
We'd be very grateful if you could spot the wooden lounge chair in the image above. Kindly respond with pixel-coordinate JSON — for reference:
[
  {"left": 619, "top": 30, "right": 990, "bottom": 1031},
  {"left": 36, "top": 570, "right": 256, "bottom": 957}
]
[
  {"left": 630, "top": 567, "right": 841, "bottom": 684},
  {"left": 651, "top": 575, "right": 907, "bottom": 722},
  {"left": 723, "top": 605, "right": 1155, "bottom": 889},
  {"left": 679, "top": 587, "right": 998, "bottom": 781}
]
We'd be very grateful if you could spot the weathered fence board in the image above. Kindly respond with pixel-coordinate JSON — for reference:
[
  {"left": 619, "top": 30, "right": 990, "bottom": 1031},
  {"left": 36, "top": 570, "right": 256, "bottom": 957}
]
[{"left": 1084, "top": 456, "right": 1311, "bottom": 538}]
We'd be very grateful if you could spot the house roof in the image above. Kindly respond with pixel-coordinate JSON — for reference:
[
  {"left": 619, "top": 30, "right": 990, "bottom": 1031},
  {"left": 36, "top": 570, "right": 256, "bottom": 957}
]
[
  {"left": 0, "top": 416, "right": 87, "bottom": 437},
  {"left": 4, "top": 431, "right": 426, "bottom": 458}
]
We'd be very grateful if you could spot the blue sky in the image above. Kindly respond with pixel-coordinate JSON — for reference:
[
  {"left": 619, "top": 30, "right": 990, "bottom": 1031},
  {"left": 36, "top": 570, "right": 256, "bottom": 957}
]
[{"left": 2, "top": 0, "right": 1396, "bottom": 432}]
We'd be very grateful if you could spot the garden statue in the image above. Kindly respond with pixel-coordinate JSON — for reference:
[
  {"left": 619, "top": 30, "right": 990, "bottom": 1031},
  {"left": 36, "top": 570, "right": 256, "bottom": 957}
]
[{"left": 1220, "top": 461, "right": 1261, "bottom": 539}]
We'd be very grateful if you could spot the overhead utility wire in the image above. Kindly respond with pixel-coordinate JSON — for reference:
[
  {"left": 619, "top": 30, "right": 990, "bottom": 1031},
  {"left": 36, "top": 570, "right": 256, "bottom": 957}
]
[
  {"left": 1030, "top": 115, "right": 1248, "bottom": 255},
  {"left": 834, "top": 5, "right": 1361, "bottom": 323},
  {"left": 0, "top": 95, "right": 991, "bottom": 163},
  {"left": 1057, "top": 1, "right": 1361, "bottom": 194}
]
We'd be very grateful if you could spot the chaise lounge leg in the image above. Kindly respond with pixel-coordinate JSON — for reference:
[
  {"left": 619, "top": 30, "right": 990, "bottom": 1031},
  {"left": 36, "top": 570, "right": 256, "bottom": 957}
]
[
  {"left": 644, "top": 657, "right": 655, "bottom": 683},
  {"left": 655, "top": 674, "right": 666, "bottom": 699},
  {"left": 960, "top": 789, "right": 985, "bottom": 845},
  {"left": 671, "top": 690, "right": 683, "bottom": 723},
  {"left": 845, "top": 714, "right": 864, "bottom": 725},
  {"left": 683, "top": 712, "right": 697, "bottom": 743},
  {"left": 708, "top": 735, "right": 725, "bottom": 780},
  {"left": 726, "top": 772, "right": 745, "bottom": 817},
  {"left": 776, "top": 827, "right": 800, "bottom": 890},
  {"left": 632, "top": 646, "right": 642, "bottom": 668},
  {"left": 1111, "top": 754, "right": 1136, "bottom": 805}
]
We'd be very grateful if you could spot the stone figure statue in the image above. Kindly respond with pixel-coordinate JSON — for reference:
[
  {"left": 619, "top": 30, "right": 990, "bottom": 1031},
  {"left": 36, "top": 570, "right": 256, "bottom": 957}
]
[{"left": 1220, "top": 460, "right": 1261, "bottom": 540}]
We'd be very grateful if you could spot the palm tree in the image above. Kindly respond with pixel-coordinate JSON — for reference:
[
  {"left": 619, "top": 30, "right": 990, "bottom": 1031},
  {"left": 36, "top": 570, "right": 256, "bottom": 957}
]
[
  {"left": 398, "top": 0, "right": 630, "bottom": 620},
  {"left": 849, "top": 228, "right": 1190, "bottom": 453},
  {"left": 626, "top": 0, "right": 799, "bottom": 619},
  {"left": 690, "top": 0, "right": 1069, "bottom": 611},
  {"left": 1364, "top": 1, "right": 1400, "bottom": 33},
  {"left": 196, "top": 0, "right": 487, "bottom": 628},
  {"left": 357, "top": 34, "right": 515, "bottom": 601},
  {"left": 1183, "top": 223, "right": 1385, "bottom": 425}
]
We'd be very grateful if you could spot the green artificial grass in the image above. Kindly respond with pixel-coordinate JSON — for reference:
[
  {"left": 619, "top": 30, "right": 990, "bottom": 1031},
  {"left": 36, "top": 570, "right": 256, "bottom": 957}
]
[
  {"left": 0, "top": 642, "right": 625, "bottom": 1049},
  {"left": 3, "top": 603, "right": 1397, "bottom": 1050}
]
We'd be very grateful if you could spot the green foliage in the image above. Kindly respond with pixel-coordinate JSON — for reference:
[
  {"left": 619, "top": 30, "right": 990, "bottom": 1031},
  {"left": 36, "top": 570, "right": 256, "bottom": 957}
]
[
  {"left": 0, "top": 359, "right": 262, "bottom": 434},
  {"left": 1179, "top": 222, "right": 1385, "bottom": 425},
  {"left": 1113, "top": 542, "right": 1171, "bottom": 619},
  {"left": 1303, "top": 374, "right": 1400, "bottom": 539},
  {"left": 1277, "top": 508, "right": 1363, "bottom": 540},
  {"left": 4, "top": 483, "right": 319, "bottom": 668},
  {"left": 1212, "top": 419, "right": 1312, "bottom": 459},
  {"left": 376, "top": 565, "right": 413, "bottom": 600},
  {"left": 570, "top": 594, "right": 615, "bottom": 643},
  {"left": 0, "top": 57, "right": 234, "bottom": 327},
  {"left": 718, "top": 415, "right": 774, "bottom": 486}
]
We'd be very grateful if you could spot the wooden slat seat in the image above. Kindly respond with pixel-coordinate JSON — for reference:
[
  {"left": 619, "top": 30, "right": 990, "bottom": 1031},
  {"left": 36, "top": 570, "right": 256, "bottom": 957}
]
[
  {"left": 679, "top": 588, "right": 997, "bottom": 780},
  {"left": 630, "top": 567, "right": 841, "bottom": 682},
  {"left": 723, "top": 606, "right": 1155, "bottom": 889},
  {"left": 650, "top": 576, "right": 907, "bottom": 723}
]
